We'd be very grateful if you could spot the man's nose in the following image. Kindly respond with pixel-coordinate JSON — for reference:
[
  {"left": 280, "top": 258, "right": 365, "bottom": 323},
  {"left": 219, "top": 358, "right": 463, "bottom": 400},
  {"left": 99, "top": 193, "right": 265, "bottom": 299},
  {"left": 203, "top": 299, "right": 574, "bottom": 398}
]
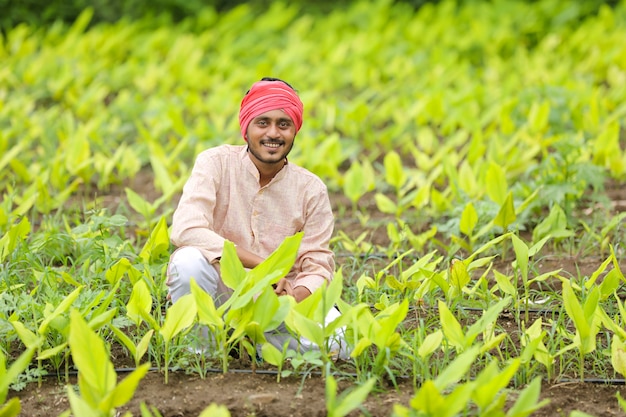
[{"left": 268, "top": 123, "right": 280, "bottom": 137}]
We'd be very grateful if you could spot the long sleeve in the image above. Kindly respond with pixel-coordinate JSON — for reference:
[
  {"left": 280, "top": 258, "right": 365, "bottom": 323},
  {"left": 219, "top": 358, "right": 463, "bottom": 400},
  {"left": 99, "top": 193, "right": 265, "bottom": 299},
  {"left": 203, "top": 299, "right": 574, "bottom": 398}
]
[
  {"left": 292, "top": 186, "right": 335, "bottom": 294},
  {"left": 170, "top": 150, "right": 226, "bottom": 262}
]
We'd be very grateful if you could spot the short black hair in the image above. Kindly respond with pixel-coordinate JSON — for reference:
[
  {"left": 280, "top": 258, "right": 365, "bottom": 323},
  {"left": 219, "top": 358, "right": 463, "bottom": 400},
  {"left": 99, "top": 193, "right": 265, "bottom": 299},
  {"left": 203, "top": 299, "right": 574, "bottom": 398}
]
[
  {"left": 259, "top": 77, "right": 295, "bottom": 90},
  {"left": 245, "top": 77, "right": 297, "bottom": 95}
]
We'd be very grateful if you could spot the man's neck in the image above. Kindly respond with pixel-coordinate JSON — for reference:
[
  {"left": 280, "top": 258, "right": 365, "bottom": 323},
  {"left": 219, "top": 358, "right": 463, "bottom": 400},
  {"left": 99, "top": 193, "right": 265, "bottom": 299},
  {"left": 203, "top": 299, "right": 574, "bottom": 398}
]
[{"left": 248, "top": 156, "right": 286, "bottom": 187}]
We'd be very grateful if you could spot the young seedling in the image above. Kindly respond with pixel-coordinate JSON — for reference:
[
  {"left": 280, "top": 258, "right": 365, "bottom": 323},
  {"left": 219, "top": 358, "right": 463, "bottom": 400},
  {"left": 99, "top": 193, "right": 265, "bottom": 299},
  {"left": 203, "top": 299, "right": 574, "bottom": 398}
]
[
  {"left": 159, "top": 292, "right": 197, "bottom": 384},
  {"left": 325, "top": 367, "right": 376, "bottom": 417},
  {"left": 559, "top": 281, "right": 602, "bottom": 380},
  {"left": 0, "top": 347, "right": 36, "bottom": 417},
  {"left": 61, "top": 309, "right": 150, "bottom": 417}
]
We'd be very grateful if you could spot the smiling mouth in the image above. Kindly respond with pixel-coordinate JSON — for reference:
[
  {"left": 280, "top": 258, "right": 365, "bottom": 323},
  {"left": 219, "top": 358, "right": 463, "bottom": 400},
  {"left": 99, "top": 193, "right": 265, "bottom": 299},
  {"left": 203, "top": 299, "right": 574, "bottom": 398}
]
[{"left": 262, "top": 141, "right": 283, "bottom": 149}]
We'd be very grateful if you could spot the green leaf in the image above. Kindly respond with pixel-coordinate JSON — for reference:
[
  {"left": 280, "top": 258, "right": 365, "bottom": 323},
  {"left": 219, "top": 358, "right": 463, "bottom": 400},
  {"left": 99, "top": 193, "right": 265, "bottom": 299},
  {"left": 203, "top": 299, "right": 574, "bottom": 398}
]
[
  {"left": 374, "top": 193, "right": 397, "bottom": 214},
  {"left": 198, "top": 404, "right": 232, "bottom": 417},
  {"left": 9, "top": 321, "right": 41, "bottom": 349},
  {"left": 328, "top": 377, "right": 376, "bottom": 417},
  {"left": 434, "top": 346, "right": 480, "bottom": 391},
  {"left": 69, "top": 309, "right": 117, "bottom": 404},
  {"left": 0, "top": 347, "right": 36, "bottom": 404},
  {"left": 460, "top": 202, "right": 478, "bottom": 237},
  {"left": 343, "top": 161, "right": 367, "bottom": 204},
  {"left": 66, "top": 385, "right": 100, "bottom": 417},
  {"left": 159, "top": 293, "right": 197, "bottom": 343},
  {"left": 125, "top": 187, "right": 154, "bottom": 220},
  {"left": 191, "top": 279, "right": 224, "bottom": 329},
  {"left": 505, "top": 377, "right": 550, "bottom": 417},
  {"left": 417, "top": 330, "right": 443, "bottom": 358},
  {"left": 0, "top": 397, "right": 21, "bottom": 417},
  {"left": 39, "top": 286, "right": 83, "bottom": 335},
  {"left": 438, "top": 301, "right": 466, "bottom": 351},
  {"left": 493, "top": 192, "right": 516, "bottom": 230},
  {"left": 511, "top": 234, "right": 529, "bottom": 282},
  {"left": 261, "top": 343, "right": 284, "bottom": 367},
  {"left": 611, "top": 337, "right": 626, "bottom": 378},
  {"left": 485, "top": 161, "right": 507, "bottom": 205},
  {"left": 101, "top": 363, "right": 150, "bottom": 409},
  {"left": 127, "top": 280, "right": 152, "bottom": 326},
  {"left": 139, "top": 216, "right": 170, "bottom": 263},
  {"left": 383, "top": 150, "right": 407, "bottom": 191},
  {"left": 37, "top": 342, "right": 67, "bottom": 360},
  {"left": 472, "top": 359, "right": 520, "bottom": 409}
]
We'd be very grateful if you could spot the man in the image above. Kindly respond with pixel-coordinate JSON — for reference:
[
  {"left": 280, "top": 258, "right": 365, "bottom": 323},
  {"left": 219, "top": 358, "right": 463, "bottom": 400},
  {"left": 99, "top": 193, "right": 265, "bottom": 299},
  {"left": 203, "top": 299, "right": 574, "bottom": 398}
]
[{"left": 167, "top": 77, "right": 345, "bottom": 357}]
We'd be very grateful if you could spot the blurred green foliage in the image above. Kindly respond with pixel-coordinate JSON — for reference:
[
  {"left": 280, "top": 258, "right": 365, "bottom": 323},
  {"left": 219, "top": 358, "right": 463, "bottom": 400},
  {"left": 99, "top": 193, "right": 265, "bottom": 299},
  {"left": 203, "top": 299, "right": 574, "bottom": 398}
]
[{"left": 0, "top": 0, "right": 620, "bottom": 32}]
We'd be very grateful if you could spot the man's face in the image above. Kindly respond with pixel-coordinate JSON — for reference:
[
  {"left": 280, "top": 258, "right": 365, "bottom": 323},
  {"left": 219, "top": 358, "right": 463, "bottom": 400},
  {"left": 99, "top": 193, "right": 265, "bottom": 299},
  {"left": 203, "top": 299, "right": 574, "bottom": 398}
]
[{"left": 246, "top": 109, "right": 296, "bottom": 166}]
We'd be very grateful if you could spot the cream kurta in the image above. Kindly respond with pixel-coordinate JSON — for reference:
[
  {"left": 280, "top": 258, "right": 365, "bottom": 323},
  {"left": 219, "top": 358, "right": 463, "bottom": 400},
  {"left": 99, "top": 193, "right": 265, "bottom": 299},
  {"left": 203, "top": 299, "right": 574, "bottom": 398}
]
[{"left": 170, "top": 144, "right": 335, "bottom": 294}]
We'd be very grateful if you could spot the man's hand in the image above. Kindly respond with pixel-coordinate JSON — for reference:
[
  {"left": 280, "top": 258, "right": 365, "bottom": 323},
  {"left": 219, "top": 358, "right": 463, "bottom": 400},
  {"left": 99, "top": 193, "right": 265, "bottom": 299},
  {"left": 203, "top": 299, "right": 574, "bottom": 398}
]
[{"left": 274, "top": 278, "right": 311, "bottom": 302}]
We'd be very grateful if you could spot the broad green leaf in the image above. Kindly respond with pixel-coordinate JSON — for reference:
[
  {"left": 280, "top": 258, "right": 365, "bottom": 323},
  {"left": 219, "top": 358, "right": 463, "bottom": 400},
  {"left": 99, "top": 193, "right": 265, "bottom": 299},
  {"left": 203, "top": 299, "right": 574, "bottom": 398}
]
[
  {"left": 101, "top": 363, "right": 150, "bottom": 409},
  {"left": 511, "top": 234, "right": 529, "bottom": 282},
  {"left": 69, "top": 310, "right": 117, "bottom": 401},
  {"left": 9, "top": 321, "right": 41, "bottom": 349},
  {"left": 472, "top": 359, "right": 520, "bottom": 409},
  {"left": 328, "top": 377, "right": 376, "bottom": 417},
  {"left": 460, "top": 202, "right": 478, "bottom": 237},
  {"left": 611, "top": 337, "right": 626, "bottom": 378},
  {"left": 261, "top": 343, "right": 283, "bottom": 367},
  {"left": 138, "top": 216, "right": 170, "bottom": 262},
  {"left": 190, "top": 279, "right": 224, "bottom": 329},
  {"left": 528, "top": 100, "right": 550, "bottom": 133},
  {"left": 374, "top": 193, "right": 397, "bottom": 214},
  {"left": 110, "top": 326, "right": 138, "bottom": 358},
  {"left": 505, "top": 377, "right": 549, "bottom": 417},
  {"left": 466, "top": 297, "right": 511, "bottom": 342},
  {"left": 37, "top": 342, "right": 67, "bottom": 360},
  {"left": 125, "top": 188, "right": 154, "bottom": 220},
  {"left": 0, "top": 397, "right": 21, "bottom": 417},
  {"left": 159, "top": 293, "right": 197, "bottom": 342},
  {"left": 66, "top": 385, "right": 100, "bottom": 417},
  {"left": 458, "top": 161, "right": 478, "bottom": 197},
  {"left": 198, "top": 404, "right": 231, "bottom": 417},
  {"left": 343, "top": 161, "right": 367, "bottom": 204},
  {"left": 0, "top": 217, "right": 31, "bottom": 263},
  {"left": 127, "top": 280, "right": 152, "bottom": 326},
  {"left": 384, "top": 150, "right": 407, "bottom": 191},
  {"left": 219, "top": 240, "right": 246, "bottom": 290},
  {"left": 434, "top": 346, "right": 480, "bottom": 390},
  {"left": 449, "top": 259, "right": 470, "bottom": 293},
  {"left": 135, "top": 330, "right": 154, "bottom": 364},
  {"left": 485, "top": 162, "right": 507, "bottom": 205},
  {"left": 39, "top": 286, "right": 83, "bottom": 335},
  {"left": 418, "top": 330, "right": 443, "bottom": 358},
  {"left": 0, "top": 347, "right": 35, "bottom": 404},
  {"left": 438, "top": 301, "right": 466, "bottom": 351},
  {"left": 494, "top": 192, "right": 516, "bottom": 230}
]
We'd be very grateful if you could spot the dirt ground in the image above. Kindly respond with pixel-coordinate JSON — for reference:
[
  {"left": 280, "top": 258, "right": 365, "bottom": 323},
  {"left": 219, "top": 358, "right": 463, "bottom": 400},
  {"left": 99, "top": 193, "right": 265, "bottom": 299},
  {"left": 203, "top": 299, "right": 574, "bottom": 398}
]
[
  {"left": 12, "top": 370, "right": 626, "bottom": 417},
  {"left": 8, "top": 177, "right": 626, "bottom": 417}
]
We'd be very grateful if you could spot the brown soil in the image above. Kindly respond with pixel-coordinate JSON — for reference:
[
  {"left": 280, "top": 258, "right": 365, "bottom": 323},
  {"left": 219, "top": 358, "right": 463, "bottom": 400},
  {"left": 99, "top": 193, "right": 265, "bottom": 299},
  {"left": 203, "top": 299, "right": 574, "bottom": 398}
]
[
  {"left": 11, "top": 368, "right": 626, "bottom": 417},
  {"left": 9, "top": 176, "right": 626, "bottom": 417}
]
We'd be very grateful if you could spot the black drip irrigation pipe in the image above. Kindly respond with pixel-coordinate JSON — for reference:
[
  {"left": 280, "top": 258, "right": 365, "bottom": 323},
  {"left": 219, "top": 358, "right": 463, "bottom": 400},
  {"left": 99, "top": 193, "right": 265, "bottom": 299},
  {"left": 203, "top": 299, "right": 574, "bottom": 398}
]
[
  {"left": 41, "top": 367, "right": 626, "bottom": 386},
  {"left": 555, "top": 378, "right": 626, "bottom": 385},
  {"left": 40, "top": 366, "right": 357, "bottom": 378}
]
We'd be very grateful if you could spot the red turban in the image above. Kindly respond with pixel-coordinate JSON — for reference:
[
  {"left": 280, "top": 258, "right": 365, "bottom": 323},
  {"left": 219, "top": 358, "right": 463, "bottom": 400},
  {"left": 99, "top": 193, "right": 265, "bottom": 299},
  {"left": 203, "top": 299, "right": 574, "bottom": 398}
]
[{"left": 239, "top": 80, "right": 304, "bottom": 140}]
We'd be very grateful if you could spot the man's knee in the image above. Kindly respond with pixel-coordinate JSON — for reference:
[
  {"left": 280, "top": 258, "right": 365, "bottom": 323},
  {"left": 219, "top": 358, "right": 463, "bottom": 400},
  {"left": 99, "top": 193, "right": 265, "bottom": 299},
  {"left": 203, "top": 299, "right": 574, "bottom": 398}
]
[
  {"left": 167, "top": 247, "right": 219, "bottom": 302},
  {"left": 169, "top": 247, "right": 207, "bottom": 285}
]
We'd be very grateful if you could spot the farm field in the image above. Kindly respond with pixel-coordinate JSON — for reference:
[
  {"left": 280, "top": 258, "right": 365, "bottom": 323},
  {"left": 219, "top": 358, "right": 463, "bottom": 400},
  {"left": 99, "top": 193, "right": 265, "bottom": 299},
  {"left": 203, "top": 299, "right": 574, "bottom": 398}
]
[
  {"left": 7, "top": 184, "right": 626, "bottom": 417},
  {"left": 2, "top": 0, "right": 626, "bottom": 416}
]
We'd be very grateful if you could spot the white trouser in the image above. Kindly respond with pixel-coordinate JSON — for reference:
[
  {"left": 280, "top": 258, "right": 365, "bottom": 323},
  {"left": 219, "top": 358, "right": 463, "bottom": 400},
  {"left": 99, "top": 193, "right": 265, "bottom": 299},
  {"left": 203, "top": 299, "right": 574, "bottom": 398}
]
[{"left": 167, "top": 247, "right": 350, "bottom": 360}]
